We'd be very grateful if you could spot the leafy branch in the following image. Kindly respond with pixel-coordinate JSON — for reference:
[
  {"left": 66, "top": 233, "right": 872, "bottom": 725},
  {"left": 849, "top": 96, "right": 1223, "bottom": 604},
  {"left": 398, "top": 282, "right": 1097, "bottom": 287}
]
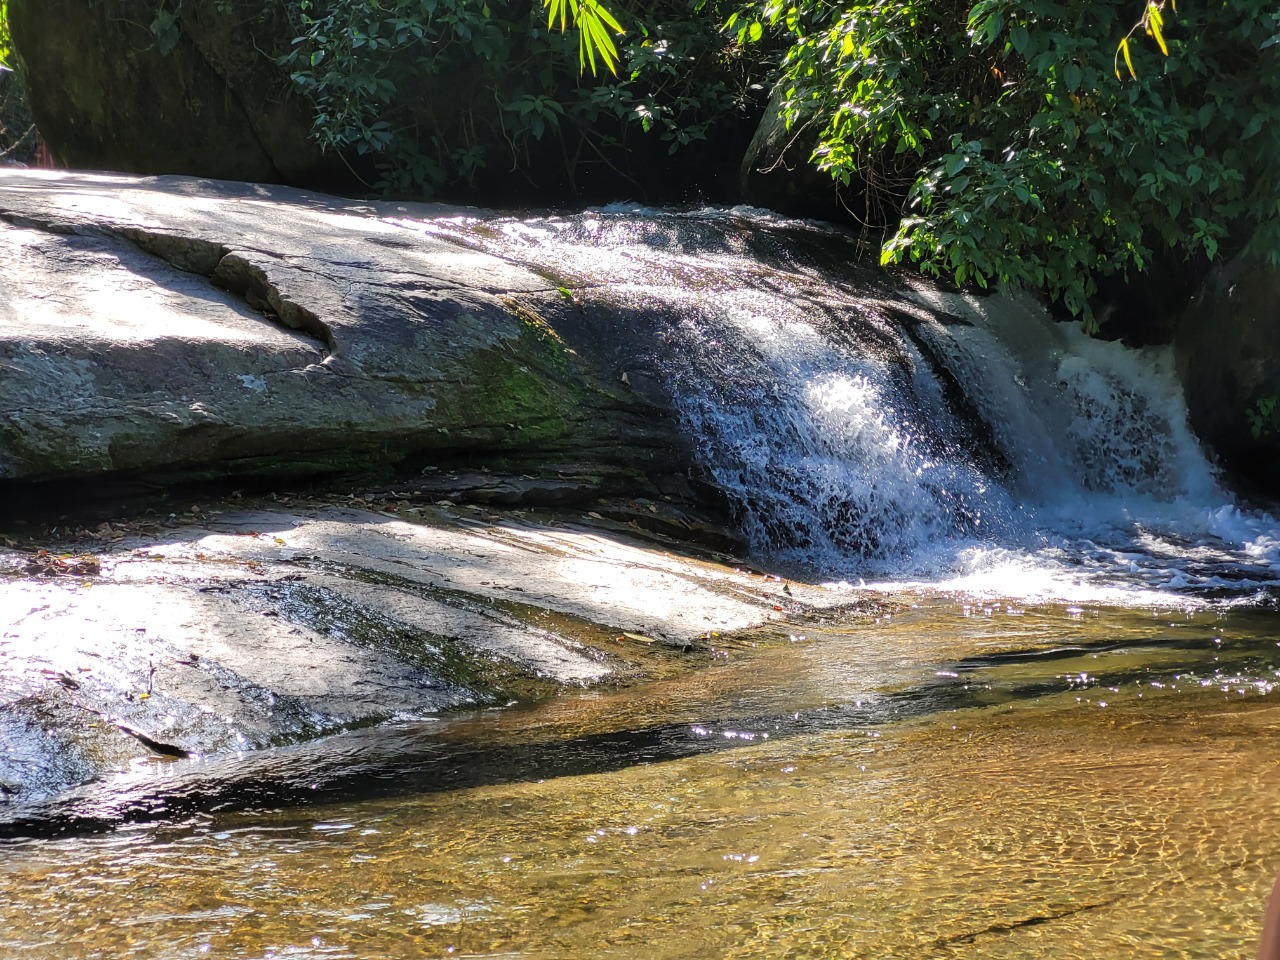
[
  {"left": 275, "top": 0, "right": 751, "bottom": 196},
  {"left": 1248, "top": 396, "right": 1280, "bottom": 440},
  {"left": 545, "top": 0, "right": 624, "bottom": 74},
  {"left": 1116, "top": 0, "right": 1175, "bottom": 79},
  {"left": 736, "top": 0, "right": 1280, "bottom": 325},
  {"left": 0, "top": 0, "right": 11, "bottom": 68}
]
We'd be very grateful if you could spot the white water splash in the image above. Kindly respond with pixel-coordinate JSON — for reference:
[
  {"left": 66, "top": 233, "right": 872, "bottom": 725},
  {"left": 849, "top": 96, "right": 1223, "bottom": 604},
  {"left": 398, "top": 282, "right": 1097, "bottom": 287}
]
[{"left": 396, "top": 206, "right": 1280, "bottom": 604}]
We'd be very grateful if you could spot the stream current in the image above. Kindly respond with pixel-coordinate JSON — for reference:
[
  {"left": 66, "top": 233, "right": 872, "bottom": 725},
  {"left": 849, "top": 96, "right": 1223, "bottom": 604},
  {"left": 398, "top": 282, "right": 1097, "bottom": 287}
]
[
  {"left": 4, "top": 208, "right": 1280, "bottom": 958},
  {"left": 411, "top": 206, "right": 1280, "bottom": 603}
]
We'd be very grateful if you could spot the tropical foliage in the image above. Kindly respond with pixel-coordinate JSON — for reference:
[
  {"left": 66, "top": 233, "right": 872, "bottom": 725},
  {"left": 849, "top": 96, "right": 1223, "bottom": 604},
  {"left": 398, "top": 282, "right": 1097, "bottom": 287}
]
[
  {"left": 0, "top": 0, "right": 11, "bottom": 67},
  {"left": 740, "top": 0, "right": 1280, "bottom": 320},
  {"left": 544, "top": 0, "right": 625, "bottom": 74},
  {"left": 277, "top": 0, "right": 759, "bottom": 195}
]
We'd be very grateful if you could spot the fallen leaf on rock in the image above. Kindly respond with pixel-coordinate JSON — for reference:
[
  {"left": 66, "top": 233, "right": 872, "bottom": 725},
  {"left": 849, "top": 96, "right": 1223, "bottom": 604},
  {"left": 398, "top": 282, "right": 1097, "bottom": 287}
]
[
  {"left": 39, "top": 668, "right": 81, "bottom": 690},
  {"left": 24, "top": 550, "right": 101, "bottom": 577}
]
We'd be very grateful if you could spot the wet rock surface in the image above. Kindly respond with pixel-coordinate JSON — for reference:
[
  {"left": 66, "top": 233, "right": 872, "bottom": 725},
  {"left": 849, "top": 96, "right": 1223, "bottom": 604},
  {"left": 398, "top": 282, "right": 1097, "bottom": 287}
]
[
  {"left": 0, "top": 169, "right": 829, "bottom": 822},
  {"left": 0, "top": 499, "right": 821, "bottom": 810}
]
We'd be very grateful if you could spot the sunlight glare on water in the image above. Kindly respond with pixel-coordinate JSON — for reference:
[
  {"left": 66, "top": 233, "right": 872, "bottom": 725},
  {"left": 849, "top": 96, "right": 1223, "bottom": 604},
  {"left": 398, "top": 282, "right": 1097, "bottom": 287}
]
[
  {"left": 3, "top": 600, "right": 1280, "bottom": 959},
  {"left": 3, "top": 209, "right": 1280, "bottom": 959}
]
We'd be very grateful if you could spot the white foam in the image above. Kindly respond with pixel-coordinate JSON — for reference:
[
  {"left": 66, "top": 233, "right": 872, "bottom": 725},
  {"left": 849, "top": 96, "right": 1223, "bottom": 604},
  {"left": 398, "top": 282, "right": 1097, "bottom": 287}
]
[{"left": 399, "top": 207, "right": 1280, "bottom": 605}]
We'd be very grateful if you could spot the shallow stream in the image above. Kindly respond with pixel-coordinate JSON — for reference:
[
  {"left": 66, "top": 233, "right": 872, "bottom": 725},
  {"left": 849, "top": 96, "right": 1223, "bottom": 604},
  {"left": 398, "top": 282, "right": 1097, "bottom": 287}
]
[
  {"left": 4, "top": 206, "right": 1280, "bottom": 957},
  {"left": 4, "top": 594, "right": 1280, "bottom": 958}
]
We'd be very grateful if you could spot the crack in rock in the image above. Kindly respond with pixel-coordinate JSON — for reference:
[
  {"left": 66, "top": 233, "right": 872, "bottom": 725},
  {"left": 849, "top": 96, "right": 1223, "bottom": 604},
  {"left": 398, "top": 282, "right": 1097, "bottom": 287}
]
[
  {"left": 0, "top": 210, "right": 336, "bottom": 356},
  {"left": 210, "top": 250, "right": 335, "bottom": 353}
]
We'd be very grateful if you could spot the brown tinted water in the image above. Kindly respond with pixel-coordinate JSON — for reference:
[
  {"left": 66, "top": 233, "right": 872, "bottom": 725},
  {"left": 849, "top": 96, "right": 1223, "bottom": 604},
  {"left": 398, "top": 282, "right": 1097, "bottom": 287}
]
[{"left": 3, "top": 597, "right": 1279, "bottom": 959}]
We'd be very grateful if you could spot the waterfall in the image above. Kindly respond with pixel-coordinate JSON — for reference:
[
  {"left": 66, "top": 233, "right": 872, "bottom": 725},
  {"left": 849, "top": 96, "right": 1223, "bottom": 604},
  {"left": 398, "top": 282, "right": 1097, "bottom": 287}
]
[{"left": 401, "top": 207, "right": 1280, "bottom": 602}]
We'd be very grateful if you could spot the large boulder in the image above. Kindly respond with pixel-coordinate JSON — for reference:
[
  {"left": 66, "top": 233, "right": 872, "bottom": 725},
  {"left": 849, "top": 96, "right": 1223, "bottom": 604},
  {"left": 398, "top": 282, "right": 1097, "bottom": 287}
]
[
  {"left": 740, "top": 84, "right": 849, "bottom": 220},
  {"left": 1175, "top": 248, "right": 1280, "bottom": 494},
  {"left": 0, "top": 67, "right": 38, "bottom": 165},
  {"left": 0, "top": 169, "right": 685, "bottom": 492},
  {"left": 7, "top": 0, "right": 341, "bottom": 186}
]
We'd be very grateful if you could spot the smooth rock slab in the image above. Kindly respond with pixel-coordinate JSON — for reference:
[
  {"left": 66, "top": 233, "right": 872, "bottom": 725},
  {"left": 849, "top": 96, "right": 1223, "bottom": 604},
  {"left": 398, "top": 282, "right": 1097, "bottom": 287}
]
[
  {"left": 0, "top": 505, "right": 797, "bottom": 804},
  {"left": 0, "top": 169, "right": 682, "bottom": 484}
]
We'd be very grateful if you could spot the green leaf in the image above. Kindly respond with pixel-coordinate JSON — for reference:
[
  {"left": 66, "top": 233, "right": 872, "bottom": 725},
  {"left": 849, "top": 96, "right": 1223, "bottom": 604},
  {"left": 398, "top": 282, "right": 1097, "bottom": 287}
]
[
  {"left": 1010, "top": 25, "right": 1031, "bottom": 56},
  {"left": 544, "top": 0, "right": 622, "bottom": 74},
  {"left": 1146, "top": 3, "right": 1168, "bottom": 56},
  {"left": 150, "top": 9, "right": 181, "bottom": 56}
]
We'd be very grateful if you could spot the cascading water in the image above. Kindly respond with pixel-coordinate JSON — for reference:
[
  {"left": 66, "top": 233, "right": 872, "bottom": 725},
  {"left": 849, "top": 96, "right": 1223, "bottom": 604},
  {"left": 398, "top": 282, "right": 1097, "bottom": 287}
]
[
  {"left": 7, "top": 188, "right": 1280, "bottom": 960},
  {"left": 401, "top": 206, "right": 1280, "bottom": 604}
]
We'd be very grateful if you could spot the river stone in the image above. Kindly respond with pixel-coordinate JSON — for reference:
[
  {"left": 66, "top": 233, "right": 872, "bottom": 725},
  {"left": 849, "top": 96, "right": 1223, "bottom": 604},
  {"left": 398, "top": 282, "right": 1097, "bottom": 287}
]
[
  {"left": 0, "top": 504, "right": 802, "bottom": 803},
  {"left": 1175, "top": 249, "right": 1280, "bottom": 493},
  {"left": 0, "top": 169, "right": 683, "bottom": 488}
]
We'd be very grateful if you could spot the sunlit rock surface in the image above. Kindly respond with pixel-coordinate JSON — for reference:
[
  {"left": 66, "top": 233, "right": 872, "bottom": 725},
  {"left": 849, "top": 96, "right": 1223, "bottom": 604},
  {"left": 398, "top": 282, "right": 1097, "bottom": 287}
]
[
  {"left": 0, "top": 503, "right": 815, "bottom": 804},
  {"left": 0, "top": 169, "right": 682, "bottom": 486}
]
